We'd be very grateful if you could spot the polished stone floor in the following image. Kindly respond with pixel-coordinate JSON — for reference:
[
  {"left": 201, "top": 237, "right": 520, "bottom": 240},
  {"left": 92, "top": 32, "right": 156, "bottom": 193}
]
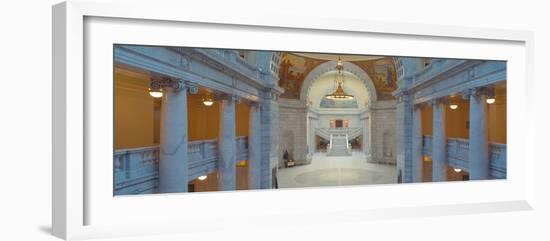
[{"left": 277, "top": 152, "right": 397, "bottom": 189}]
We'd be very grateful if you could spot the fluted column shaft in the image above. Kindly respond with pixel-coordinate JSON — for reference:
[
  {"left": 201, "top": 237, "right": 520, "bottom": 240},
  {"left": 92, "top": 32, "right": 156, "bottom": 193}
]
[
  {"left": 218, "top": 95, "right": 237, "bottom": 191},
  {"left": 469, "top": 89, "right": 489, "bottom": 180},
  {"left": 248, "top": 103, "right": 262, "bottom": 189},
  {"left": 432, "top": 100, "right": 447, "bottom": 182},
  {"left": 412, "top": 105, "right": 423, "bottom": 182},
  {"left": 159, "top": 82, "right": 189, "bottom": 193}
]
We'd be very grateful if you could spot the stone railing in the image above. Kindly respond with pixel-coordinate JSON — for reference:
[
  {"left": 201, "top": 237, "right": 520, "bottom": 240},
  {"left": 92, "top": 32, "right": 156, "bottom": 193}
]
[
  {"left": 114, "top": 146, "right": 159, "bottom": 195},
  {"left": 315, "top": 127, "right": 362, "bottom": 140},
  {"left": 421, "top": 135, "right": 506, "bottom": 179},
  {"left": 236, "top": 136, "right": 249, "bottom": 161},
  {"left": 114, "top": 137, "right": 249, "bottom": 195},
  {"left": 188, "top": 139, "right": 218, "bottom": 180}
]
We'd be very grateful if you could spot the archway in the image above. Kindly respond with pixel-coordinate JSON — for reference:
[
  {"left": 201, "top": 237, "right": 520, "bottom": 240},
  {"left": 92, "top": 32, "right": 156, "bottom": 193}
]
[{"left": 300, "top": 61, "right": 378, "bottom": 104}]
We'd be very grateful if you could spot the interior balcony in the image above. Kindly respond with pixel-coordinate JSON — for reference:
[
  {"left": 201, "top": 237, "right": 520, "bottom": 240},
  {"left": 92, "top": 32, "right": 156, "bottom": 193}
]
[
  {"left": 114, "top": 136, "right": 249, "bottom": 195},
  {"left": 421, "top": 135, "right": 506, "bottom": 180}
]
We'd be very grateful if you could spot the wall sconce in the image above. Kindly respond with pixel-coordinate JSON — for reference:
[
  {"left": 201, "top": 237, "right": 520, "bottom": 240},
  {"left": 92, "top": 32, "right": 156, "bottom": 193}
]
[
  {"left": 449, "top": 104, "right": 458, "bottom": 110},
  {"left": 197, "top": 175, "right": 207, "bottom": 181},
  {"left": 148, "top": 84, "right": 163, "bottom": 98},
  {"left": 453, "top": 168, "right": 462, "bottom": 173},
  {"left": 485, "top": 87, "right": 496, "bottom": 104},
  {"left": 202, "top": 93, "right": 214, "bottom": 106},
  {"left": 148, "top": 78, "right": 184, "bottom": 98}
]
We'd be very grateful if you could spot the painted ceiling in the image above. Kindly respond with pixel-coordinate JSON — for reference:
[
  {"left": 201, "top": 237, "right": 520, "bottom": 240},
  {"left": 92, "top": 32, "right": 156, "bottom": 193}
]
[{"left": 278, "top": 53, "right": 397, "bottom": 100}]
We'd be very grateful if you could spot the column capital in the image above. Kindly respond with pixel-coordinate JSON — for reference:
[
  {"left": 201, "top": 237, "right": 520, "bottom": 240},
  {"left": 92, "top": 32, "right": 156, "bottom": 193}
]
[
  {"left": 150, "top": 78, "right": 199, "bottom": 94},
  {"left": 219, "top": 93, "right": 240, "bottom": 103},
  {"left": 249, "top": 101, "right": 261, "bottom": 109},
  {"left": 462, "top": 86, "right": 493, "bottom": 100},
  {"left": 395, "top": 91, "right": 411, "bottom": 104},
  {"left": 184, "top": 81, "right": 199, "bottom": 94},
  {"left": 414, "top": 102, "right": 428, "bottom": 110},
  {"left": 264, "top": 87, "right": 282, "bottom": 100},
  {"left": 430, "top": 98, "right": 447, "bottom": 106}
]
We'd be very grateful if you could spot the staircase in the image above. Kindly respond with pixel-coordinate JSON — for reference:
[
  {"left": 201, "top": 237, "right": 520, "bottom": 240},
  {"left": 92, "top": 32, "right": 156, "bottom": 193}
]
[{"left": 327, "top": 134, "right": 351, "bottom": 156}]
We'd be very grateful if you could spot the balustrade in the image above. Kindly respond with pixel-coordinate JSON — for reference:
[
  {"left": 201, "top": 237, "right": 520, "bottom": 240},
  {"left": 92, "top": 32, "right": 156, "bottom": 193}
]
[
  {"left": 421, "top": 135, "right": 506, "bottom": 179},
  {"left": 114, "top": 137, "right": 249, "bottom": 195}
]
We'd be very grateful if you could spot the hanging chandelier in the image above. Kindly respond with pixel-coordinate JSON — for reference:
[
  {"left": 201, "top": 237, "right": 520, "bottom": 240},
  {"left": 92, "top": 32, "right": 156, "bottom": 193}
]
[{"left": 325, "top": 57, "right": 354, "bottom": 100}]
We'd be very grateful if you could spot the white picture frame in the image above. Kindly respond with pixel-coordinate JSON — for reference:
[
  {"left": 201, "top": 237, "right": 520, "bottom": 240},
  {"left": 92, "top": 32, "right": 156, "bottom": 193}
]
[{"left": 52, "top": 0, "right": 535, "bottom": 240}]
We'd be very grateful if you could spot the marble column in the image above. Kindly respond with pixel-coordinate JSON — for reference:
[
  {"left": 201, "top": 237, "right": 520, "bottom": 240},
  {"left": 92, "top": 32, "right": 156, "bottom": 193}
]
[
  {"left": 218, "top": 95, "right": 237, "bottom": 191},
  {"left": 260, "top": 89, "right": 281, "bottom": 189},
  {"left": 248, "top": 102, "right": 262, "bottom": 189},
  {"left": 432, "top": 99, "right": 447, "bottom": 182},
  {"left": 468, "top": 88, "right": 489, "bottom": 180},
  {"left": 395, "top": 94, "right": 413, "bottom": 182},
  {"left": 411, "top": 104, "right": 423, "bottom": 182},
  {"left": 159, "top": 80, "right": 189, "bottom": 193}
]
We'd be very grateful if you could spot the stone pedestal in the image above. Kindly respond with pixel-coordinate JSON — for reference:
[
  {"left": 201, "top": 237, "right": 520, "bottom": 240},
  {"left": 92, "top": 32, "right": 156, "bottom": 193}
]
[
  {"left": 218, "top": 95, "right": 237, "bottom": 191},
  {"left": 468, "top": 89, "right": 489, "bottom": 180},
  {"left": 432, "top": 100, "right": 447, "bottom": 182},
  {"left": 159, "top": 81, "right": 189, "bottom": 193},
  {"left": 412, "top": 105, "right": 423, "bottom": 182},
  {"left": 248, "top": 103, "right": 262, "bottom": 189}
]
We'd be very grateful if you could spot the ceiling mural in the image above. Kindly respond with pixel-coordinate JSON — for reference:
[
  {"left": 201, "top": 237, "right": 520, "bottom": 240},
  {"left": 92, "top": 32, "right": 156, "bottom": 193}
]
[
  {"left": 278, "top": 53, "right": 326, "bottom": 99},
  {"left": 277, "top": 53, "right": 397, "bottom": 101},
  {"left": 352, "top": 57, "right": 397, "bottom": 100}
]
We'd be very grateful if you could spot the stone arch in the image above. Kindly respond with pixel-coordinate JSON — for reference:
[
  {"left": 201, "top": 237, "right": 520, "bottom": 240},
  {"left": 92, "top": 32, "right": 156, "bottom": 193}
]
[{"left": 300, "top": 61, "right": 378, "bottom": 104}]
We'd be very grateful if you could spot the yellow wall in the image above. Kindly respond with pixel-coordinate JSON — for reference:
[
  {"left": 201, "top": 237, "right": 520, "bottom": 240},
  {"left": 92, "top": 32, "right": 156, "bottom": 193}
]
[
  {"left": 190, "top": 172, "right": 219, "bottom": 192},
  {"left": 421, "top": 106, "right": 433, "bottom": 136},
  {"left": 235, "top": 101, "right": 250, "bottom": 137},
  {"left": 420, "top": 97, "right": 505, "bottom": 143},
  {"left": 445, "top": 103, "right": 470, "bottom": 139},
  {"left": 487, "top": 88, "right": 507, "bottom": 143},
  {"left": 187, "top": 95, "right": 250, "bottom": 141},
  {"left": 421, "top": 103, "right": 470, "bottom": 139},
  {"left": 187, "top": 94, "right": 221, "bottom": 141},
  {"left": 114, "top": 72, "right": 155, "bottom": 149},
  {"left": 236, "top": 163, "right": 249, "bottom": 190}
]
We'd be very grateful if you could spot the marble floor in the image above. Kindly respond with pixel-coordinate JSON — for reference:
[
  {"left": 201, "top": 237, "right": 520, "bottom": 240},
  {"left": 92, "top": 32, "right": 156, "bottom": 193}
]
[{"left": 277, "top": 152, "right": 397, "bottom": 189}]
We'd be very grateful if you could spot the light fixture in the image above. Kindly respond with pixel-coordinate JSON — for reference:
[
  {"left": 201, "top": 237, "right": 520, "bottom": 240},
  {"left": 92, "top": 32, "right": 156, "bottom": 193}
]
[
  {"left": 202, "top": 92, "right": 214, "bottom": 106},
  {"left": 325, "top": 57, "right": 354, "bottom": 100},
  {"left": 197, "top": 175, "right": 207, "bottom": 181},
  {"left": 148, "top": 88, "right": 163, "bottom": 98},
  {"left": 148, "top": 79, "right": 163, "bottom": 98},
  {"left": 485, "top": 86, "right": 496, "bottom": 104},
  {"left": 449, "top": 104, "right": 458, "bottom": 110},
  {"left": 453, "top": 168, "right": 462, "bottom": 173}
]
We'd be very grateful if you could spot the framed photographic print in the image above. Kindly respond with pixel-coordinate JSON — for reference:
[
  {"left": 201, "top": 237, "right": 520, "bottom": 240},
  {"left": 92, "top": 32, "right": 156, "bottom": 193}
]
[{"left": 52, "top": 0, "right": 535, "bottom": 240}]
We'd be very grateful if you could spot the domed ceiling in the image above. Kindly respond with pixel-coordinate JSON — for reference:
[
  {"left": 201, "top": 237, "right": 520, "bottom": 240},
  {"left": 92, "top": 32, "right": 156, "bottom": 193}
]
[{"left": 278, "top": 52, "right": 397, "bottom": 101}]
